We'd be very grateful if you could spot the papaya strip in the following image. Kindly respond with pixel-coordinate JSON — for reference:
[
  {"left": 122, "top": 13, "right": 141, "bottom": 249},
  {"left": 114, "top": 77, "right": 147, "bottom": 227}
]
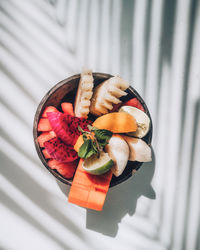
[{"left": 68, "top": 159, "right": 112, "bottom": 211}]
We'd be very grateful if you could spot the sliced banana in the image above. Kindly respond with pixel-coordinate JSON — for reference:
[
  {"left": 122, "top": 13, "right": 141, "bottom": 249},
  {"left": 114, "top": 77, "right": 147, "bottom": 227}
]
[
  {"left": 90, "top": 76, "right": 129, "bottom": 116},
  {"left": 74, "top": 68, "right": 94, "bottom": 118},
  {"left": 119, "top": 106, "right": 150, "bottom": 138},
  {"left": 105, "top": 135, "right": 129, "bottom": 177},
  {"left": 122, "top": 135, "right": 152, "bottom": 162}
]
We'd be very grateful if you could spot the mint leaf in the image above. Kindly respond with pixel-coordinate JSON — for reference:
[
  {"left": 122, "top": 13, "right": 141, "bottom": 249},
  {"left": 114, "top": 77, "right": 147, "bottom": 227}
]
[
  {"left": 91, "top": 141, "right": 98, "bottom": 153},
  {"left": 87, "top": 125, "right": 98, "bottom": 132},
  {"left": 78, "top": 139, "right": 97, "bottom": 159},
  {"left": 78, "top": 125, "right": 112, "bottom": 159},
  {"left": 78, "top": 139, "right": 91, "bottom": 158},
  {"left": 85, "top": 147, "right": 97, "bottom": 158},
  {"left": 94, "top": 129, "right": 113, "bottom": 147},
  {"left": 87, "top": 125, "right": 94, "bottom": 131},
  {"left": 82, "top": 133, "right": 88, "bottom": 142}
]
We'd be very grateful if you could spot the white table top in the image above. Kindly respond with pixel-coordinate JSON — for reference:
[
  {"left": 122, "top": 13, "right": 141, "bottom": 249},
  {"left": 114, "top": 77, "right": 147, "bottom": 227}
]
[{"left": 0, "top": 1, "right": 200, "bottom": 250}]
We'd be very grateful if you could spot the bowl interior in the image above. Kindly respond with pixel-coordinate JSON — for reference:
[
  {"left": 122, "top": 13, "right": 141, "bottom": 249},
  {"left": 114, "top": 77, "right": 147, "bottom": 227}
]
[{"left": 33, "top": 73, "right": 152, "bottom": 187}]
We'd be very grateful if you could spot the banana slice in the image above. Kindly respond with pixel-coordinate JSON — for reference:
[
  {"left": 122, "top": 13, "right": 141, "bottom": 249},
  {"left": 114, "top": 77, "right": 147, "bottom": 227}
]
[
  {"left": 119, "top": 106, "right": 150, "bottom": 138},
  {"left": 105, "top": 135, "right": 129, "bottom": 177},
  {"left": 74, "top": 68, "right": 94, "bottom": 118},
  {"left": 122, "top": 135, "right": 152, "bottom": 162},
  {"left": 90, "top": 76, "right": 129, "bottom": 116}
]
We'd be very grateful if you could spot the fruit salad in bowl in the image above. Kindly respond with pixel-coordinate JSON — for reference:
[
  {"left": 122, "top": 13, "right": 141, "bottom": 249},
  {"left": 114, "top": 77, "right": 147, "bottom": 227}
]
[{"left": 33, "top": 69, "right": 152, "bottom": 211}]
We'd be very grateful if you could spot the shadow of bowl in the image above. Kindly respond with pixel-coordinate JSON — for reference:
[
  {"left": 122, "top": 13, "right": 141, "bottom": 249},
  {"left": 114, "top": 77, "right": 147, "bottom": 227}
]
[
  {"left": 86, "top": 149, "right": 156, "bottom": 237},
  {"left": 33, "top": 72, "right": 153, "bottom": 187}
]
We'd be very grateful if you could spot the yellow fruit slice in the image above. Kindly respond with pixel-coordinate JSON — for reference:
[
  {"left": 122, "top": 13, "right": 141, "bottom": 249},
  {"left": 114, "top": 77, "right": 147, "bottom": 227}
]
[{"left": 92, "top": 112, "right": 137, "bottom": 133}]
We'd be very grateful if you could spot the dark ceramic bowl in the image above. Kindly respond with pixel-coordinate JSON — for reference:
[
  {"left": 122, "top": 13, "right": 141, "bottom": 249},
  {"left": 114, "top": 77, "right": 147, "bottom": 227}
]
[{"left": 33, "top": 73, "right": 152, "bottom": 187}]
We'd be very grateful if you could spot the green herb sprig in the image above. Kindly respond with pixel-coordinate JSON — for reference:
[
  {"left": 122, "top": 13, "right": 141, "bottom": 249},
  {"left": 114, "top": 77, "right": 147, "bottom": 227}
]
[{"left": 78, "top": 125, "right": 112, "bottom": 159}]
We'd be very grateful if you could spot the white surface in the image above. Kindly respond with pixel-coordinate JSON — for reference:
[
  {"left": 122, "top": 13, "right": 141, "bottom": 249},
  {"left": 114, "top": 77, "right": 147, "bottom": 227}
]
[{"left": 0, "top": 0, "right": 200, "bottom": 250}]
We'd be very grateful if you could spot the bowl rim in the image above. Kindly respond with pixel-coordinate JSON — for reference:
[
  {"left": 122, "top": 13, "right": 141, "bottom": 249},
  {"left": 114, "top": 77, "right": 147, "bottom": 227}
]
[{"left": 33, "top": 72, "right": 153, "bottom": 187}]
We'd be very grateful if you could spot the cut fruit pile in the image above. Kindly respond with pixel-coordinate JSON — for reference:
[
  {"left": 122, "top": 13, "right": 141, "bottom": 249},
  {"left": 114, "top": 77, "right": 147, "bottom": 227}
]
[
  {"left": 37, "top": 104, "right": 92, "bottom": 179},
  {"left": 36, "top": 69, "right": 152, "bottom": 211}
]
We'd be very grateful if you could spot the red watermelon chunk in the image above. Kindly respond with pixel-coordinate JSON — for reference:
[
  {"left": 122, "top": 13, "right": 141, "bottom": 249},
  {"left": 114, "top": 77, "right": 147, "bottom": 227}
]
[
  {"left": 37, "top": 131, "right": 56, "bottom": 147},
  {"left": 37, "top": 118, "right": 52, "bottom": 131},
  {"left": 111, "top": 98, "right": 144, "bottom": 112},
  {"left": 47, "top": 112, "right": 92, "bottom": 145},
  {"left": 42, "top": 106, "right": 58, "bottom": 118},
  {"left": 123, "top": 98, "right": 145, "bottom": 111},
  {"left": 42, "top": 149, "right": 51, "bottom": 159},
  {"left": 61, "top": 102, "right": 74, "bottom": 116},
  {"left": 48, "top": 159, "right": 78, "bottom": 179},
  {"left": 44, "top": 137, "right": 78, "bottom": 163}
]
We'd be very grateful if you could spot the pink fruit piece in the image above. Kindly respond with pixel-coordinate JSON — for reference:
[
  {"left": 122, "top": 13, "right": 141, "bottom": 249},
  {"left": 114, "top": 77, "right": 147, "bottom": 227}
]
[
  {"left": 111, "top": 98, "right": 145, "bottom": 112},
  {"left": 42, "top": 106, "right": 58, "bottom": 118},
  {"left": 42, "top": 149, "right": 51, "bottom": 159},
  {"left": 37, "top": 131, "right": 56, "bottom": 147},
  {"left": 123, "top": 98, "right": 145, "bottom": 111},
  {"left": 48, "top": 159, "right": 78, "bottom": 179},
  {"left": 44, "top": 137, "right": 78, "bottom": 163},
  {"left": 47, "top": 112, "right": 92, "bottom": 145},
  {"left": 64, "top": 114, "right": 92, "bottom": 145},
  {"left": 47, "top": 112, "right": 68, "bottom": 143},
  {"left": 37, "top": 118, "right": 52, "bottom": 131},
  {"left": 61, "top": 102, "right": 74, "bottom": 116}
]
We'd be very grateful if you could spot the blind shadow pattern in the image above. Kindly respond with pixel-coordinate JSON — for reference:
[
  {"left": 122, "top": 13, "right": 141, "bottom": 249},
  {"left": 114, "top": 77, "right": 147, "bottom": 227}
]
[{"left": 0, "top": 0, "right": 200, "bottom": 250}]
